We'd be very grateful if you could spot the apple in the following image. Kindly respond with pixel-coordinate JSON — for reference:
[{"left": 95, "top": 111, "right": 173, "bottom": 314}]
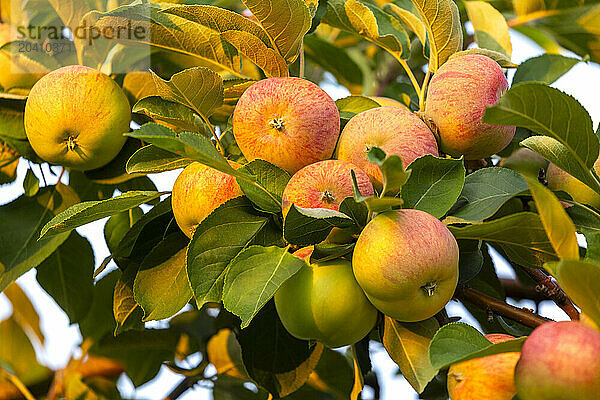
[
  {"left": 546, "top": 157, "right": 600, "bottom": 209},
  {"left": 335, "top": 106, "right": 438, "bottom": 188},
  {"left": 171, "top": 161, "right": 244, "bottom": 238},
  {"left": 24, "top": 65, "right": 131, "bottom": 171},
  {"left": 274, "top": 247, "right": 378, "bottom": 348},
  {"left": 0, "top": 23, "right": 43, "bottom": 91},
  {"left": 232, "top": 77, "right": 340, "bottom": 174},
  {"left": 369, "top": 96, "right": 408, "bottom": 108},
  {"left": 352, "top": 209, "right": 459, "bottom": 322},
  {"left": 500, "top": 148, "right": 548, "bottom": 178},
  {"left": 447, "top": 333, "right": 520, "bottom": 400},
  {"left": 515, "top": 321, "right": 600, "bottom": 400},
  {"left": 424, "top": 54, "right": 516, "bottom": 160},
  {"left": 281, "top": 159, "right": 374, "bottom": 216}
]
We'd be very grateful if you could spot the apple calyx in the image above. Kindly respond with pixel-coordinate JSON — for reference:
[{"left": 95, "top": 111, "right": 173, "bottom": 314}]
[
  {"left": 269, "top": 117, "right": 286, "bottom": 132},
  {"left": 449, "top": 371, "right": 465, "bottom": 383},
  {"left": 321, "top": 190, "right": 336, "bottom": 204},
  {"left": 421, "top": 281, "right": 438, "bottom": 296},
  {"left": 66, "top": 135, "right": 78, "bottom": 151}
]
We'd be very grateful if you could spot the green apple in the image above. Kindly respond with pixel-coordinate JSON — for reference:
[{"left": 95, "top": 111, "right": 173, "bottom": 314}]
[
  {"left": 24, "top": 65, "right": 131, "bottom": 171},
  {"left": 274, "top": 247, "right": 378, "bottom": 348},
  {"left": 352, "top": 209, "right": 459, "bottom": 322}
]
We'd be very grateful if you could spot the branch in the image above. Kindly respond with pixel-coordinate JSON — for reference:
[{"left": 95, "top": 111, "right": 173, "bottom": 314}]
[
  {"left": 455, "top": 286, "right": 552, "bottom": 328},
  {"left": 500, "top": 278, "right": 547, "bottom": 301},
  {"left": 514, "top": 265, "right": 580, "bottom": 321},
  {"left": 164, "top": 376, "right": 201, "bottom": 400}
]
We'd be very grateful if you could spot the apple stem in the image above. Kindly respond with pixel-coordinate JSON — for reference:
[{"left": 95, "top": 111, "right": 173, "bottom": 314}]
[
  {"left": 321, "top": 190, "right": 336, "bottom": 204},
  {"left": 421, "top": 281, "right": 437, "bottom": 296}
]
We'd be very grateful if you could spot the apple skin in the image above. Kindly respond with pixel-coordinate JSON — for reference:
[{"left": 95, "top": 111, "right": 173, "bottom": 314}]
[
  {"left": 546, "top": 157, "right": 600, "bottom": 209},
  {"left": 0, "top": 23, "right": 43, "bottom": 91},
  {"left": 500, "top": 148, "right": 548, "bottom": 178},
  {"left": 281, "top": 159, "right": 374, "bottom": 216},
  {"left": 232, "top": 77, "right": 340, "bottom": 174},
  {"left": 335, "top": 106, "right": 438, "bottom": 188},
  {"left": 24, "top": 65, "right": 131, "bottom": 171},
  {"left": 447, "top": 333, "right": 520, "bottom": 400},
  {"left": 274, "top": 247, "right": 378, "bottom": 348},
  {"left": 171, "top": 161, "right": 244, "bottom": 238},
  {"left": 352, "top": 209, "right": 459, "bottom": 322},
  {"left": 515, "top": 321, "right": 600, "bottom": 400},
  {"left": 425, "top": 54, "right": 516, "bottom": 160}
]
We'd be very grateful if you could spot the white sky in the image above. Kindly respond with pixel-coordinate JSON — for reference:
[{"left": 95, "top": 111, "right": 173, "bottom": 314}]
[{"left": 1, "top": 29, "right": 599, "bottom": 399}]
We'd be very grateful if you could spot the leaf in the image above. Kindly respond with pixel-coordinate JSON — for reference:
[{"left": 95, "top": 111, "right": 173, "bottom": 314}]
[
  {"left": 221, "top": 30, "right": 290, "bottom": 78},
  {"left": 223, "top": 245, "right": 305, "bottom": 328},
  {"left": 401, "top": 155, "right": 465, "bottom": 219},
  {"left": 283, "top": 205, "right": 356, "bottom": 246},
  {"left": 39, "top": 191, "right": 165, "bottom": 239},
  {"left": 366, "top": 147, "right": 411, "bottom": 197},
  {"left": 429, "top": 322, "right": 525, "bottom": 370},
  {"left": 134, "top": 237, "right": 192, "bottom": 322},
  {"left": 545, "top": 259, "right": 600, "bottom": 328},
  {"left": 484, "top": 82, "right": 600, "bottom": 194},
  {"left": 187, "top": 197, "right": 270, "bottom": 308},
  {"left": 237, "top": 300, "right": 323, "bottom": 397},
  {"left": 384, "top": 2, "right": 427, "bottom": 46},
  {"left": 457, "top": 239, "right": 484, "bottom": 285},
  {"left": 103, "top": 207, "right": 144, "bottom": 254},
  {"left": 36, "top": 232, "right": 95, "bottom": 324},
  {"left": 79, "top": 271, "right": 120, "bottom": 343},
  {"left": 242, "top": 0, "right": 312, "bottom": 63},
  {"left": 525, "top": 177, "right": 579, "bottom": 260},
  {"left": 322, "top": 0, "right": 410, "bottom": 61},
  {"left": 236, "top": 159, "right": 291, "bottom": 214},
  {"left": 127, "top": 144, "right": 192, "bottom": 175},
  {"left": 151, "top": 67, "right": 223, "bottom": 118},
  {"left": 448, "top": 48, "right": 518, "bottom": 68},
  {"left": 410, "top": 0, "right": 463, "bottom": 72},
  {"left": 0, "top": 184, "right": 79, "bottom": 292},
  {"left": 113, "top": 269, "right": 144, "bottom": 336},
  {"left": 2, "top": 283, "right": 44, "bottom": 345},
  {"left": 382, "top": 316, "right": 439, "bottom": 394},
  {"left": 464, "top": 1, "right": 512, "bottom": 56},
  {"left": 335, "top": 95, "right": 381, "bottom": 123},
  {"left": 132, "top": 96, "right": 205, "bottom": 134},
  {"left": 451, "top": 167, "right": 528, "bottom": 221},
  {"left": 448, "top": 212, "right": 558, "bottom": 269},
  {"left": 512, "top": 54, "right": 581, "bottom": 85},
  {"left": 22, "top": 169, "right": 39, "bottom": 197}
]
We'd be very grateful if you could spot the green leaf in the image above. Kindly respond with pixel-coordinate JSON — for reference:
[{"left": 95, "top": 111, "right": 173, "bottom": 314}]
[
  {"left": 283, "top": 205, "right": 356, "bottom": 246},
  {"left": 39, "top": 191, "right": 165, "bottom": 239},
  {"left": 339, "top": 197, "right": 369, "bottom": 228},
  {"left": 310, "top": 242, "right": 355, "bottom": 263},
  {"left": 512, "top": 54, "right": 581, "bottom": 85},
  {"left": 36, "top": 232, "right": 94, "bottom": 324},
  {"left": 382, "top": 316, "right": 439, "bottom": 394},
  {"left": 384, "top": 2, "right": 427, "bottom": 46},
  {"left": 335, "top": 95, "right": 381, "bottom": 123},
  {"left": 79, "top": 270, "right": 120, "bottom": 342},
  {"left": 464, "top": 1, "right": 512, "bottom": 56},
  {"left": 448, "top": 48, "right": 518, "bottom": 68},
  {"left": 322, "top": 0, "right": 410, "bottom": 61},
  {"left": 22, "top": 169, "right": 39, "bottom": 197},
  {"left": 484, "top": 82, "right": 600, "bottom": 194},
  {"left": 525, "top": 177, "right": 579, "bottom": 260},
  {"left": 545, "top": 259, "right": 600, "bottom": 328},
  {"left": 366, "top": 147, "right": 411, "bottom": 197},
  {"left": 402, "top": 155, "right": 465, "bottom": 219},
  {"left": 448, "top": 212, "right": 558, "bottom": 269},
  {"left": 113, "top": 269, "right": 144, "bottom": 336},
  {"left": 187, "top": 197, "right": 270, "bottom": 308},
  {"left": 0, "top": 184, "right": 79, "bottom": 292},
  {"left": 134, "top": 236, "right": 192, "bottom": 322},
  {"left": 242, "top": 0, "right": 312, "bottom": 63},
  {"left": 151, "top": 67, "right": 223, "bottom": 118},
  {"left": 127, "top": 144, "right": 192, "bottom": 175},
  {"left": 221, "top": 30, "right": 290, "bottom": 78},
  {"left": 237, "top": 300, "right": 324, "bottom": 397},
  {"left": 457, "top": 239, "right": 484, "bottom": 285},
  {"left": 132, "top": 96, "right": 205, "bottom": 134},
  {"left": 237, "top": 159, "right": 291, "bottom": 214},
  {"left": 429, "top": 322, "right": 525, "bottom": 370},
  {"left": 451, "top": 167, "right": 528, "bottom": 221},
  {"left": 409, "top": 0, "right": 463, "bottom": 72},
  {"left": 223, "top": 245, "right": 305, "bottom": 328},
  {"left": 103, "top": 207, "right": 144, "bottom": 254}
]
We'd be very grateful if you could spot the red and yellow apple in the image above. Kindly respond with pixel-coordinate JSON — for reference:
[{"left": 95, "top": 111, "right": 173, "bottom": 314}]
[
  {"left": 232, "top": 77, "right": 340, "bottom": 174},
  {"left": 447, "top": 333, "right": 520, "bottom": 400},
  {"left": 171, "top": 161, "right": 244, "bottom": 238},
  {"left": 335, "top": 106, "right": 438, "bottom": 188},
  {"left": 274, "top": 247, "right": 378, "bottom": 348},
  {"left": 546, "top": 157, "right": 600, "bottom": 209},
  {"left": 282, "top": 159, "right": 374, "bottom": 216},
  {"left": 352, "top": 209, "right": 459, "bottom": 322},
  {"left": 24, "top": 65, "right": 131, "bottom": 171},
  {"left": 425, "top": 54, "right": 516, "bottom": 160},
  {"left": 515, "top": 321, "right": 600, "bottom": 400}
]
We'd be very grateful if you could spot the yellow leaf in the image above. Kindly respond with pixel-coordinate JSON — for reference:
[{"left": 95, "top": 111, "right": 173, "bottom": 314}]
[
  {"left": 411, "top": 0, "right": 463, "bottom": 72},
  {"left": 385, "top": 3, "right": 427, "bottom": 46},
  {"left": 206, "top": 329, "right": 248, "bottom": 379},
  {"left": 350, "top": 348, "right": 363, "bottom": 400},
  {"left": 464, "top": 1, "right": 512, "bottom": 57},
  {"left": 2, "top": 283, "right": 44, "bottom": 346},
  {"left": 512, "top": 0, "right": 545, "bottom": 16},
  {"left": 221, "top": 30, "right": 289, "bottom": 78}
]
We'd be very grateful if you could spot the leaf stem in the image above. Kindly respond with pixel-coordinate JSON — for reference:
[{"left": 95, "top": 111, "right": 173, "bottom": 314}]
[
  {"left": 394, "top": 56, "right": 421, "bottom": 102},
  {"left": 198, "top": 114, "right": 225, "bottom": 156},
  {"left": 299, "top": 41, "right": 305, "bottom": 79},
  {"left": 507, "top": 10, "right": 560, "bottom": 28},
  {"left": 419, "top": 70, "right": 431, "bottom": 111}
]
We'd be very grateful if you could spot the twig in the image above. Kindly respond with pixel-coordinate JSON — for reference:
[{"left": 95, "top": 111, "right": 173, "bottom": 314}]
[
  {"left": 164, "top": 376, "right": 202, "bottom": 400},
  {"left": 456, "top": 286, "right": 552, "bottom": 328},
  {"left": 514, "top": 265, "right": 580, "bottom": 321},
  {"left": 500, "top": 278, "right": 547, "bottom": 302}
]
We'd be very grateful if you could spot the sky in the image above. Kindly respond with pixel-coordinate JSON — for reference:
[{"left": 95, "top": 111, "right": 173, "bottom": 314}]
[{"left": 1, "top": 28, "right": 600, "bottom": 400}]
